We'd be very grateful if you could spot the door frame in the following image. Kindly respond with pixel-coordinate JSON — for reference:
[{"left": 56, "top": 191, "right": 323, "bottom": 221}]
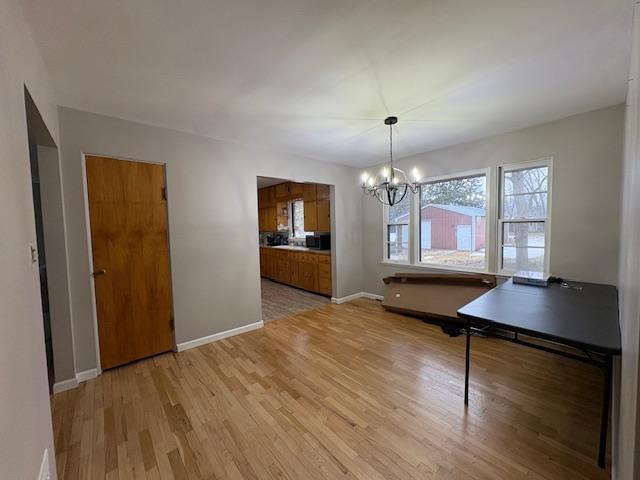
[{"left": 81, "top": 152, "right": 177, "bottom": 374}]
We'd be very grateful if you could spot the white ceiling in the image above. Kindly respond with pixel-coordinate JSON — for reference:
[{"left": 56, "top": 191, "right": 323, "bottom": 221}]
[{"left": 22, "top": 0, "right": 632, "bottom": 167}]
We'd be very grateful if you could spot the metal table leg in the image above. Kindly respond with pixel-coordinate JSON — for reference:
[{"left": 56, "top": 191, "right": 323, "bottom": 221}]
[
  {"left": 598, "top": 354, "right": 613, "bottom": 468},
  {"left": 464, "top": 318, "right": 471, "bottom": 405}
]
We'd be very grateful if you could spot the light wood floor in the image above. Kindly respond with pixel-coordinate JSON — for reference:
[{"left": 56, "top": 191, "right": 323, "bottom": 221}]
[
  {"left": 260, "top": 278, "right": 329, "bottom": 323},
  {"left": 52, "top": 299, "right": 609, "bottom": 480}
]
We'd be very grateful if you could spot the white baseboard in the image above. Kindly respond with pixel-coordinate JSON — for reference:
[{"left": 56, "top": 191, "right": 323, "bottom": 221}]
[
  {"left": 331, "top": 292, "right": 383, "bottom": 304},
  {"left": 76, "top": 368, "right": 98, "bottom": 383},
  {"left": 52, "top": 368, "right": 99, "bottom": 394},
  {"left": 176, "top": 320, "right": 264, "bottom": 352}
]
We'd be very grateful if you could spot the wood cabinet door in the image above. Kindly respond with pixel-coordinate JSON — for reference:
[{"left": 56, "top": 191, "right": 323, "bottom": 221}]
[
  {"left": 303, "top": 183, "right": 317, "bottom": 202},
  {"left": 276, "top": 255, "right": 291, "bottom": 284},
  {"left": 265, "top": 206, "right": 277, "bottom": 231},
  {"left": 289, "top": 254, "right": 300, "bottom": 285},
  {"left": 265, "top": 252, "right": 275, "bottom": 278},
  {"left": 86, "top": 155, "right": 174, "bottom": 370},
  {"left": 304, "top": 200, "right": 318, "bottom": 231},
  {"left": 316, "top": 184, "right": 330, "bottom": 200},
  {"left": 289, "top": 182, "right": 304, "bottom": 198},
  {"left": 299, "top": 261, "right": 317, "bottom": 291},
  {"left": 266, "top": 186, "right": 276, "bottom": 207},
  {"left": 316, "top": 198, "right": 330, "bottom": 232},
  {"left": 275, "top": 183, "right": 289, "bottom": 200}
]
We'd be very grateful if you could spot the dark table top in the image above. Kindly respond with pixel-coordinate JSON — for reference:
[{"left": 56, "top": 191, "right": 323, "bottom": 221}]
[{"left": 457, "top": 279, "right": 621, "bottom": 354}]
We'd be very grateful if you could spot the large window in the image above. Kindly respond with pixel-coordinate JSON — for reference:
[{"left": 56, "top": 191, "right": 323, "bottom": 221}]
[
  {"left": 380, "top": 159, "right": 552, "bottom": 275},
  {"left": 499, "top": 161, "right": 550, "bottom": 273},
  {"left": 419, "top": 173, "right": 487, "bottom": 270},
  {"left": 384, "top": 192, "right": 410, "bottom": 262}
]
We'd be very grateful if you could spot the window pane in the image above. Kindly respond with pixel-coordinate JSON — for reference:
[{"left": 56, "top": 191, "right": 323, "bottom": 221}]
[
  {"left": 387, "top": 224, "right": 408, "bottom": 244},
  {"left": 503, "top": 193, "right": 547, "bottom": 219},
  {"left": 419, "top": 174, "right": 486, "bottom": 269},
  {"left": 387, "top": 242, "right": 409, "bottom": 262},
  {"left": 292, "top": 201, "right": 309, "bottom": 238},
  {"left": 502, "top": 222, "right": 545, "bottom": 248},
  {"left": 503, "top": 166, "right": 548, "bottom": 195},
  {"left": 502, "top": 247, "right": 545, "bottom": 272},
  {"left": 387, "top": 192, "right": 410, "bottom": 224}
]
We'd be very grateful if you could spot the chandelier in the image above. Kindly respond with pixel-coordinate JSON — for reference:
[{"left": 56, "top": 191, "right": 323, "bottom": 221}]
[{"left": 361, "top": 116, "right": 421, "bottom": 207}]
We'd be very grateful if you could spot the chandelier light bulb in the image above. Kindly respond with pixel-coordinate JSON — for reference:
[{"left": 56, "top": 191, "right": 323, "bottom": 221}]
[
  {"left": 361, "top": 172, "right": 369, "bottom": 185},
  {"left": 412, "top": 168, "right": 421, "bottom": 182}
]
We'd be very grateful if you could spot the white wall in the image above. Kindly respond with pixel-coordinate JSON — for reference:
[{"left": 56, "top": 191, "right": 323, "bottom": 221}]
[
  {"left": 615, "top": 2, "right": 640, "bottom": 479},
  {"left": 57, "top": 107, "right": 365, "bottom": 373},
  {"left": 362, "top": 105, "right": 624, "bottom": 295},
  {"left": 0, "top": 0, "right": 60, "bottom": 478}
]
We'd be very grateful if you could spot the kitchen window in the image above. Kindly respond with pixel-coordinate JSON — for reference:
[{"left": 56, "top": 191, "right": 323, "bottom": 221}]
[
  {"left": 291, "top": 200, "right": 309, "bottom": 238},
  {"left": 383, "top": 192, "right": 410, "bottom": 262},
  {"left": 419, "top": 172, "right": 488, "bottom": 270},
  {"left": 498, "top": 159, "right": 552, "bottom": 274}
]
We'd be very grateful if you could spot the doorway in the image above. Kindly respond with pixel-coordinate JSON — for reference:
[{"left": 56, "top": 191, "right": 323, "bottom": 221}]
[
  {"left": 86, "top": 155, "right": 175, "bottom": 369},
  {"left": 256, "top": 176, "right": 333, "bottom": 323}
]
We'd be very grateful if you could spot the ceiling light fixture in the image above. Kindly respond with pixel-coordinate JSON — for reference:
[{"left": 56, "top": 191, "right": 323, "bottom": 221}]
[{"left": 361, "top": 116, "right": 420, "bottom": 207}]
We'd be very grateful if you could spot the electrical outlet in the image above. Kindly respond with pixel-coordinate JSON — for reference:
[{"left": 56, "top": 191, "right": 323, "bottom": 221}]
[{"left": 38, "top": 449, "right": 50, "bottom": 480}]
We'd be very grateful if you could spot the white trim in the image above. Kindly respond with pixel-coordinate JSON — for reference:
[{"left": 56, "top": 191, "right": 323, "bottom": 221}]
[
  {"left": 38, "top": 449, "right": 49, "bottom": 480},
  {"left": 176, "top": 321, "right": 264, "bottom": 352},
  {"left": 497, "top": 157, "right": 553, "bottom": 275},
  {"left": 81, "top": 153, "right": 103, "bottom": 375},
  {"left": 76, "top": 368, "right": 98, "bottom": 383},
  {"left": 52, "top": 368, "right": 99, "bottom": 394},
  {"left": 52, "top": 378, "right": 77, "bottom": 394},
  {"left": 331, "top": 292, "right": 383, "bottom": 304}
]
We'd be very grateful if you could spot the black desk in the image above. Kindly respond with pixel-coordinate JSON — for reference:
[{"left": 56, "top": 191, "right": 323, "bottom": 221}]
[{"left": 457, "top": 279, "right": 621, "bottom": 468}]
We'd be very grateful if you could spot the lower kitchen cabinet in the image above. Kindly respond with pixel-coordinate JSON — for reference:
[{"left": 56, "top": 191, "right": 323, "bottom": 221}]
[{"left": 259, "top": 247, "right": 331, "bottom": 296}]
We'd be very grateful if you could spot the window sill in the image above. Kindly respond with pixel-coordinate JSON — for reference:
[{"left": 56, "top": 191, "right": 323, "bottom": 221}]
[{"left": 380, "top": 260, "right": 508, "bottom": 278}]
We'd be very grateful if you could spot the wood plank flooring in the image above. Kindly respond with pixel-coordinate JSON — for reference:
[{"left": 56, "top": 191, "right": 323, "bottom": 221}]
[{"left": 51, "top": 299, "right": 610, "bottom": 479}]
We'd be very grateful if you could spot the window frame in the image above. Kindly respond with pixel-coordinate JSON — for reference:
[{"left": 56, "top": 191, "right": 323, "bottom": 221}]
[
  {"left": 382, "top": 195, "right": 412, "bottom": 265},
  {"left": 413, "top": 168, "right": 491, "bottom": 274},
  {"left": 497, "top": 157, "right": 553, "bottom": 276}
]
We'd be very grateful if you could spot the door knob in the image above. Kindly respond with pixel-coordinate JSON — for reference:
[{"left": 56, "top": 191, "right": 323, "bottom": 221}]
[{"left": 92, "top": 269, "right": 107, "bottom": 276}]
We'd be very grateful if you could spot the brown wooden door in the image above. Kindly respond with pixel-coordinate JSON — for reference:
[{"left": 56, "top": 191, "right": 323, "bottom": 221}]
[{"left": 86, "top": 155, "right": 174, "bottom": 370}]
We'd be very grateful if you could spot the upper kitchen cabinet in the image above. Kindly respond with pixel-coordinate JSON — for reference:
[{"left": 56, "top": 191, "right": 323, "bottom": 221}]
[{"left": 289, "top": 182, "right": 304, "bottom": 198}]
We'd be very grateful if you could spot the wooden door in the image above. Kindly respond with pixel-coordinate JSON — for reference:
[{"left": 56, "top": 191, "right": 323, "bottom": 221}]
[{"left": 86, "top": 155, "right": 174, "bottom": 370}]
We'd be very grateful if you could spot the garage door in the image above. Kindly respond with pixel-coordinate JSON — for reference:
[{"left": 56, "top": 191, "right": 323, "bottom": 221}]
[{"left": 456, "top": 224, "right": 472, "bottom": 251}]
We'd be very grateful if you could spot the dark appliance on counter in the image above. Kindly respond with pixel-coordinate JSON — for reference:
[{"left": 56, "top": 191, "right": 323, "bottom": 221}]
[
  {"left": 306, "top": 233, "right": 330, "bottom": 250},
  {"left": 266, "top": 233, "right": 287, "bottom": 246}
]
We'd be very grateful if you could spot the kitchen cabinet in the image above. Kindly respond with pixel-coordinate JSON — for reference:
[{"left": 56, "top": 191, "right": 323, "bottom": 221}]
[
  {"left": 259, "top": 247, "right": 331, "bottom": 296},
  {"left": 316, "top": 184, "right": 330, "bottom": 200},
  {"left": 316, "top": 198, "right": 330, "bottom": 232},
  {"left": 303, "top": 183, "right": 317, "bottom": 202},
  {"left": 303, "top": 200, "right": 318, "bottom": 232},
  {"left": 289, "top": 182, "right": 304, "bottom": 198},
  {"left": 258, "top": 206, "right": 277, "bottom": 232},
  {"left": 275, "top": 183, "right": 290, "bottom": 201}
]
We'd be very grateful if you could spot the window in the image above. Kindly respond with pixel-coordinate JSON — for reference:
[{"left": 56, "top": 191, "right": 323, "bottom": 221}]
[
  {"left": 419, "top": 173, "right": 487, "bottom": 270},
  {"left": 499, "top": 161, "right": 551, "bottom": 273},
  {"left": 291, "top": 200, "right": 309, "bottom": 238},
  {"left": 384, "top": 192, "right": 410, "bottom": 262}
]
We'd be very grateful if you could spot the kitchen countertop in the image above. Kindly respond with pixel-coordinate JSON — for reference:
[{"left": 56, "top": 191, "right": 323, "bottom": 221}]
[{"left": 260, "top": 245, "right": 331, "bottom": 255}]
